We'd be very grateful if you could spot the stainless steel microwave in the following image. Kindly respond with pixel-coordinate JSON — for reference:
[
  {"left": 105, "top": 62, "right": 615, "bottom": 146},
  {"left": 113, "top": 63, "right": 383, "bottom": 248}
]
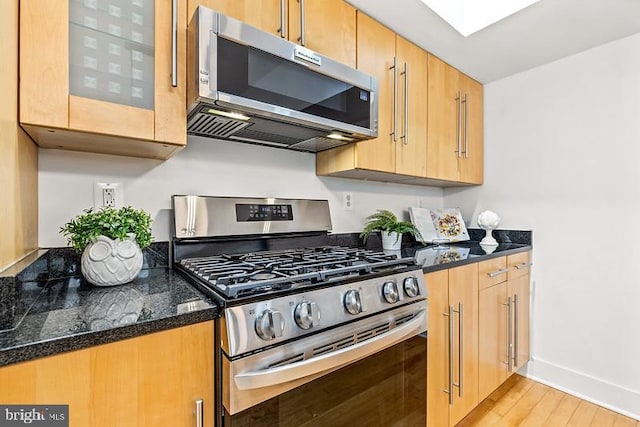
[{"left": 187, "top": 6, "right": 378, "bottom": 152}]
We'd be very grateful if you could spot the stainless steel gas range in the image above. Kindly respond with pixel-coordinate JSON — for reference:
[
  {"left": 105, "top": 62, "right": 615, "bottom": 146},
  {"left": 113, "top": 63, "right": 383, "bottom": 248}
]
[{"left": 171, "top": 196, "right": 427, "bottom": 426}]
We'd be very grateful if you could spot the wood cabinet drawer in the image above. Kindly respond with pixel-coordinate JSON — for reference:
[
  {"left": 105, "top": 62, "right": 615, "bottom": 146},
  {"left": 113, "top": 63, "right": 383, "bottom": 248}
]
[
  {"left": 507, "top": 252, "right": 532, "bottom": 280},
  {"left": 478, "top": 256, "right": 508, "bottom": 290}
]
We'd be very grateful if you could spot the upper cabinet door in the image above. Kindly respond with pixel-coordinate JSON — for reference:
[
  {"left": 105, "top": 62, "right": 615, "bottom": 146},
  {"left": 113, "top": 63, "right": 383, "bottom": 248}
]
[
  {"left": 395, "top": 36, "right": 427, "bottom": 177},
  {"left": 20, "top": 0, "right": 186, "bottom": 158},
  {"left": 288, "top": 0, "right": 356, "bottom": 67},
  {"left": 351, "top": 12, "right": 396, "bottom": 173},
  {"left": 187, "top": 0, "right": 283, "bottom": 37},
  {"left": 427, "top": 54, "right": 461, "bottom": 182},
  {"left": 427, "top": 54, "right": 484, "bottom": 184},
  {"left": 458, "top": 74, "right": 484, "bottom": 184}
]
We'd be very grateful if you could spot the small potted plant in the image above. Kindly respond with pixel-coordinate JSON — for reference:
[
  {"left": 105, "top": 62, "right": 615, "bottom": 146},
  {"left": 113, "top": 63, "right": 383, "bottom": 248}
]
[
  {"left": 360, "top": 209, "right": 422, "bottom": 250},
  {"left": 60, "top": 206, "right": 153, "bottom": 286}
]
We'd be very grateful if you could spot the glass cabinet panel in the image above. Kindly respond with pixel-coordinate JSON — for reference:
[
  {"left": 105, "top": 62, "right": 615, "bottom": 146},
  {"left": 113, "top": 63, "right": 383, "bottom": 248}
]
[{"left": 69, "top": 0, "right": 154, "bottom": 110}]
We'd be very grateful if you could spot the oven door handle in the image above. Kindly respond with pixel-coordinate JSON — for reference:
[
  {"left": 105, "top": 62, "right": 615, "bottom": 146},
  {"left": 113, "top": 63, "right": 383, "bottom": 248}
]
[{"left": 234, "top": 309, "right": 427, "bottom": 390}]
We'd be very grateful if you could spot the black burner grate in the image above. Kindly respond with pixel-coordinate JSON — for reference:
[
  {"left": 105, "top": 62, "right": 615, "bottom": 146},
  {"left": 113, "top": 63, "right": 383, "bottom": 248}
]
[{"left": 179, "top": 246, "right": 415, "bottom": 298}]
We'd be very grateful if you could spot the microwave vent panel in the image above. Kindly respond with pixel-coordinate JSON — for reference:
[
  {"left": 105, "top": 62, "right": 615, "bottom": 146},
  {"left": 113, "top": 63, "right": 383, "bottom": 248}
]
[{"left": 187, "top": 113, "right": 251, "bottom": 138}]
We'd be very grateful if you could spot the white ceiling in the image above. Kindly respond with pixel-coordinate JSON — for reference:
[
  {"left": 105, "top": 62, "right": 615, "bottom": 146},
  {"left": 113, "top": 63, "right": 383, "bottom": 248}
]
[{"left": 347, "top": 0, "right": 640, "bottom": 83}]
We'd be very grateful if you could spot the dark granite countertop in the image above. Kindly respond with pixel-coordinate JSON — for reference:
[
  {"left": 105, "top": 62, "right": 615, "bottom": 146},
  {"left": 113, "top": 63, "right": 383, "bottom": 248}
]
[
  {"left": 0, "top": 229, "right": 530, "bottom": 367},
  {"left": 406, "top": 241, "right": 531, "bottom": 273},
  {"left": 0, "top": 245, "right": 221, "bottom": 367}
]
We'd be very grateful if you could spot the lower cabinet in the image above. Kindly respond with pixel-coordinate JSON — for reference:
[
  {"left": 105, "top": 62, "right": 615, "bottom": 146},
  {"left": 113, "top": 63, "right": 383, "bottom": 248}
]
[
  {"left": 507, "top": 252, "right": 532, "bottom": 373},
  {"left": 426, "top": 263, "right": 479, "bottom": 427},
  {"left": 478, "top": 252, "right": 532, "bottom": 402},
  {"left": 0, "top": 321, "right": 214, "bottom": 427},
  {"left": 427, "top": 251, "right": 531, "bottom": 425}
]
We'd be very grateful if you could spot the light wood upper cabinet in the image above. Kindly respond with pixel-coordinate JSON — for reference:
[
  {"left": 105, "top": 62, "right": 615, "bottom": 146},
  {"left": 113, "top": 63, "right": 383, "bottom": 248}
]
[
  {"left": 395, "top": 36, "right": 428, "bottom": 177},
  {"left": 316, "top": 12, "right": 427, "bottom": 180},
  {"left": 458, "top": 73, "right": 484, "bottom": 183},
  {"left": 427, "top": 54, "right": 484, "bottom": 184},
  {"left": 187, "top": 0, "right": 283, "bottom": 37},
  {"left": 190, "top": 0, "right": 355, "bottom": 66},
  {"left": 20, "top": 0, "right": 186, "bottom": 159},
  {"left": 426, "top": 263, "right": 479, "bottom": 427},
  {"left": 0, "top": 322, "right": 214, "bottom": 427},
  {"left": 288, "top": 0, "right": 356, "bottom": 67}
]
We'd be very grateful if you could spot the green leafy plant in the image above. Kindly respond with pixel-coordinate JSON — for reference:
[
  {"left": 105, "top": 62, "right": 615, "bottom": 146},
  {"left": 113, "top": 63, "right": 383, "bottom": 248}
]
[
  {"left": 359, "top": 209, "right": 422, "bottom": 243},
  {"left": 60, "top": 206, "right": 153, "bottom": 253}
]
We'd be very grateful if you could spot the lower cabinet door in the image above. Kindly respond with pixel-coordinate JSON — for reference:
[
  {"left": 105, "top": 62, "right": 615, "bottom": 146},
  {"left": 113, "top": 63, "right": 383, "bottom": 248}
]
[
  {"left": 509, "top": 274, "right": 531, "bottom": 373},
  {"left": 426, "top": 263, "right": 479, "bottom": 427},
  {"left": 478, "top": 282, "right": 509, "bottom": 401},
  {"left": 0, "top": 322, "right": 214, "bottom": 427},
  {"left": 448, "top": 264, "right": 479, "bottom": 426}
]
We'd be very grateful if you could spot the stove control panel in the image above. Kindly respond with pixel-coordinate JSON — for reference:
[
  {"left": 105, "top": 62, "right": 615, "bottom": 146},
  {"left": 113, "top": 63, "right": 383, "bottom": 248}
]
[{"left": 223, "top": 269, "right": 427, "bottom": 355}]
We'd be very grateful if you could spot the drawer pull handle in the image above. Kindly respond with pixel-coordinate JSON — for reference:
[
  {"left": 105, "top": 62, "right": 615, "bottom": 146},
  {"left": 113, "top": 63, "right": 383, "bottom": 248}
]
[
  {"left": 514, "top": 262, "right": 533, "bottom": 270},
  {"left": 488, "top": 268, "right": 509, "bottom": 278}
]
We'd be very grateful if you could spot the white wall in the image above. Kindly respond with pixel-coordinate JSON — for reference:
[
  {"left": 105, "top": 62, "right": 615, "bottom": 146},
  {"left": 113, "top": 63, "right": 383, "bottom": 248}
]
[
  {"left": 39, "top": 136, "right": 443, "bottom": 247},
  {"left": 444, "top": 33, "right": 640, "bottom": 418}
]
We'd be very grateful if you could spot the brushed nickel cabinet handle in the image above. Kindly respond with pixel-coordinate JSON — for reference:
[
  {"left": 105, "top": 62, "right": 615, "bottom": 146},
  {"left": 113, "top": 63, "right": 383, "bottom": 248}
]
[
  {"left": 171, "top": 0, "right": 178, "bottom": 87},
  {"left": 502, "top": 298, "right": 511, "bottom": 368},
  {"left": 443, "top": 306, "right": 454, "bottom": 404},
  {"left": 400, "top": 63, "right": 409, "bottom": 145},
  {"left": 298, "top": 0, "right": 305, "bottom": 45},
  {"left": 507, "top": 296, "right": 513, "bottom": 372},
  {"left": 513, "top": 294, "right": 519, "bottom": 369},
  {"left": 195, "top": 399, "right": 203, "bottom": 427},
  {"left": 488, "top": 268, "right": 509, "bottom": 278},
  {"left": 390, "top": 57, "right": 398, "bottom": 143},
  {"left": 463, "top": 93, "right": 469, "bottom": 158},
  {"left": 514, "top": 262, "right": 533, "bottom": 270},
  {"left": 279, "top": 0, "right": 287, "bottom": 38},
  {"left": 455, "top": 91, "right": 462, "bottom": 157},
  {"left": 453, "top": 303, "right": 464, "bottom": 397}
]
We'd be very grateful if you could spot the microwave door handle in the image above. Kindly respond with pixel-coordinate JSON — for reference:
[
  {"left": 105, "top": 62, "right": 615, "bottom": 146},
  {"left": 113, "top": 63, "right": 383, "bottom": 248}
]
[
  {"left": 171, "top": 0, "right": 178, "bottom": 87},
  {"left": 234, "top": 310, "right": 426, "bottom": 390}
]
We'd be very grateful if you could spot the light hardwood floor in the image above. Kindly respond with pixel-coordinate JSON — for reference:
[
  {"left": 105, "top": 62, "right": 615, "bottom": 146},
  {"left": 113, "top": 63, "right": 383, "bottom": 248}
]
[{"left": 456, "top": 374, "right": 639, "bottom": 427}]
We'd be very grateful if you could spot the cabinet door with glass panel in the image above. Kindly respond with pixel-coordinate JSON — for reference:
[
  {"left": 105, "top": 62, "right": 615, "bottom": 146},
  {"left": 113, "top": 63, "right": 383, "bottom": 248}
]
[{"left": 20, "top": 0, "right": 186, "bottom": 159}]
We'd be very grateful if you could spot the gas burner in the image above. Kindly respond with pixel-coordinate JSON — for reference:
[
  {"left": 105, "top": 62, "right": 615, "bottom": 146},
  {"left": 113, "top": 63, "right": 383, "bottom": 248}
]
[{"left": 178, "top": 246, "right": 416, "bottom": 299}]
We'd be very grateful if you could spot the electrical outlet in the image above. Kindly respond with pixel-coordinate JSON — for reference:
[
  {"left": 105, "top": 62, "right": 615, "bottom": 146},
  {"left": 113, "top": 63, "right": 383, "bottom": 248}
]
[
  {"left": 93, "top": 183, "right": 124, "bottom": 209},
  {"left": 342, "top": 192, "right": 353, "bottom": 211}
]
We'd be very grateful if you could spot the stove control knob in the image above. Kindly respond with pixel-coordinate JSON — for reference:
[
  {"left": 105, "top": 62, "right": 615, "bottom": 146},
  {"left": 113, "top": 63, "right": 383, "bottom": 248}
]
[
  {"left": 403, "top": 276, "right": 420, "bottom": 298},
  {"left": 255, "top": 309, "right": 285, "bottom": 340},
  {"left": 382, "top": 281, "right": 400, "bottom": 304},
  {"left": 344, "top": 289, "right": 363, "bottom": 315},
  {"left": 294, "top": 301, "right": 321, "bottom": 330}
]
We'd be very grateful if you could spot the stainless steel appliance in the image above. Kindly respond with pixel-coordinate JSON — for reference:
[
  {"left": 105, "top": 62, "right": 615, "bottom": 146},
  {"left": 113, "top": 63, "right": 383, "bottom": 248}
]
[
  {"left": 172, "top": 196, "right": 427, "bottom": 426},
  {"left": 187, "top": 7, "right": 378, "bottom": 152}
]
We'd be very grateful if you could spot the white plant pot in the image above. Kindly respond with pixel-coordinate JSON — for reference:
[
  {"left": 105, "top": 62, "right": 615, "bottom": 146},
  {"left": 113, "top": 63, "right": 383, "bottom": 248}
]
[
  {"left": 381, "top": 231, "right": 402, "bottom": 250},
  {"left": 81, "top": 235, "right": 143, "bottom": 286}
]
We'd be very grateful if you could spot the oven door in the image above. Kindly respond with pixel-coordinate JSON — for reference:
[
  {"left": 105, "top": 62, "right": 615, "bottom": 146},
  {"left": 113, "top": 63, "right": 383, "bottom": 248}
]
[{"left": 222, "top": 303, "right": 427, "bottom": 426}]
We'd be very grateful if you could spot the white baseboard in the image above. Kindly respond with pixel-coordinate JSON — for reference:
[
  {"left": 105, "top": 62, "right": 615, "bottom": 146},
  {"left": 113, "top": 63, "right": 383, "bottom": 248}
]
[{"left": 522, "top": 358, "right": 640, "bottom": 421}]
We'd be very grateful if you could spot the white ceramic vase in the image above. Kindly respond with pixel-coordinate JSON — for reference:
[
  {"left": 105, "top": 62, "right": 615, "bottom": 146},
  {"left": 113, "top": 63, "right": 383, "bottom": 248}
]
[
  {"left": 81, "top": 235, "right": 143, "bottom": 286},
  {"left": 381, "top": 231, "right": 402, "bottom": 250}
]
